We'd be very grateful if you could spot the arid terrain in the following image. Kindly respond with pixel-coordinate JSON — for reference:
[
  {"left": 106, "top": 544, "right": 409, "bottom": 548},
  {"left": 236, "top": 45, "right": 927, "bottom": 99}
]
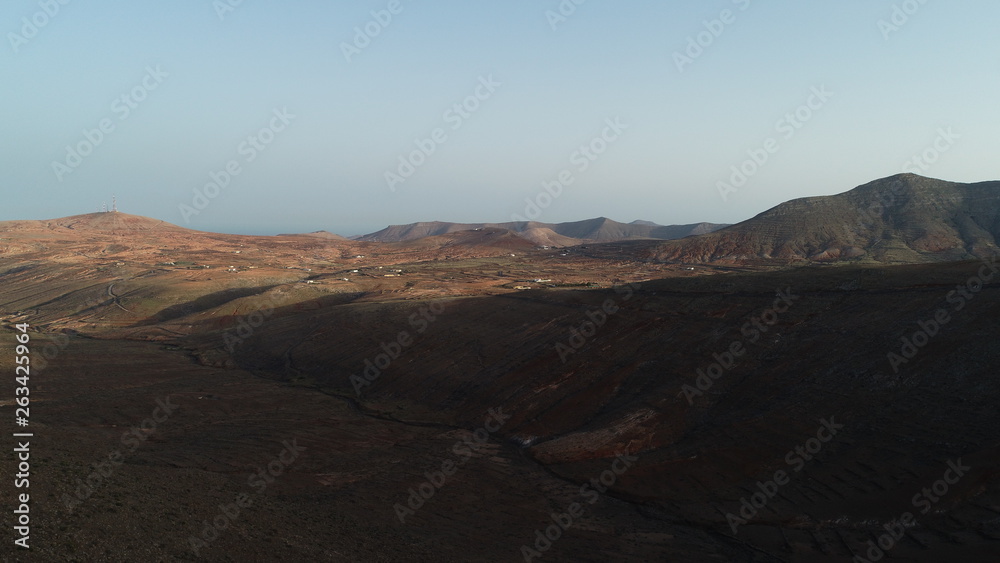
[{"left": 2, "top": 175, "right": 1000, "bottom": 562}]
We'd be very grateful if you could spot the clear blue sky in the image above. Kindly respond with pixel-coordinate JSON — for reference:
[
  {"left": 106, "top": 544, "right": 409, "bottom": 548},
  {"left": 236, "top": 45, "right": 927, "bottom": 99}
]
[{"left": 3, "top": 1, "right": 998, "bottom": 235}]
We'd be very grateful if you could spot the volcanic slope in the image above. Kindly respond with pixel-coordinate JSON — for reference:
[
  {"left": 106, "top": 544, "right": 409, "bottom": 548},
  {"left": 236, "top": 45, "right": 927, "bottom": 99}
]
[{"left": 643, "top": 174, "right": 1000, "bottom": 264}]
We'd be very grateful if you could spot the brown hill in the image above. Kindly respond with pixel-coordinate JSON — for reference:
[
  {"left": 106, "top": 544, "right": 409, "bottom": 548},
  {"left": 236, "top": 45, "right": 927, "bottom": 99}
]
[
  {"left": 392, "top": 227, "right": 537, "bottom": 255},
  {"left": 518, "top": 226, "right": 582, "bottom": 247},
  {"left": 359, "top": 218, "right": 728, "bottom": 245},
  {"left": 645, "top": 174, "right": 1000, "bottom": 264}
]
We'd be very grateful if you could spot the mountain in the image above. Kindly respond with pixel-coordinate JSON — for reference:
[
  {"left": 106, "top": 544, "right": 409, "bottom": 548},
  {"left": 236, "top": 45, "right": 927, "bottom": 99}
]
[
  {"left": 643, "top": 174, "right": 1000, "bottom": 264},
  {"left": 359, "top": 217, "right": 729, "bottom": 245}
]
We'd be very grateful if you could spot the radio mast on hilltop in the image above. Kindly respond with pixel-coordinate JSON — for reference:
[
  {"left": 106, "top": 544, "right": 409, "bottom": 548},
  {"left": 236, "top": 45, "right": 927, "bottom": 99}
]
[
  {"left": 112, "top": 195, "right": 118, "bottom": 212},
  {"left": 102, "top": 202, "right": 107, "bottom": 213}
]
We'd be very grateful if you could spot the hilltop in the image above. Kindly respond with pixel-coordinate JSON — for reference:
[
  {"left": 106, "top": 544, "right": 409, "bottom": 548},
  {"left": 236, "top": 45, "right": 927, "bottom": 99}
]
[{"left": 0, "top": 212, "right": 189, "bottom": 234}]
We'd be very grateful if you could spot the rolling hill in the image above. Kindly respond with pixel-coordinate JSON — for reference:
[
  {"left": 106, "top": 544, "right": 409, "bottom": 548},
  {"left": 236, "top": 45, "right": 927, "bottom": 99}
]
[
  {"left": 643, "top": 174, "right": 1000, "bottom": 264},
  {"left": 358, "top": 217, "right": 728, "bottom": 246},
  {"left": 0, "top": 211, "right": 188, "bottom": 234}
]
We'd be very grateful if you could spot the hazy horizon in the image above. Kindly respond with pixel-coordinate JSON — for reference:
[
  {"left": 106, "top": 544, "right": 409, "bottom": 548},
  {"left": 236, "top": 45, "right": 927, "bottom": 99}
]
[
  {"left": 5, "top": 1, "right": 999, "bottom": 236},
  {"left": 0, "top": 169, "right": 972, "bottom": 238}
]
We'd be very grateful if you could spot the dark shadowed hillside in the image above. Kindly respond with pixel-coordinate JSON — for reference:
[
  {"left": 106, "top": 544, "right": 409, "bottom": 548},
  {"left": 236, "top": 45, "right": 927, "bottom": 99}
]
[{"left": 192, "top": 261, "right": 1000, "bottom": 562}]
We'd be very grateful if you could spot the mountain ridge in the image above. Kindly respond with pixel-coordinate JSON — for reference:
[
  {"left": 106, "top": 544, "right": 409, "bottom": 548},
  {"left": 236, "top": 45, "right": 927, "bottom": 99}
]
[
  {"left": 6, "top": 174, "right": 998, "bottom": 265},
  {"left": 358, "top": 217, "right": 729, "bottom": 246},
  {"left": 641, "top": 174, "right": 1000, "bottom": 264}
]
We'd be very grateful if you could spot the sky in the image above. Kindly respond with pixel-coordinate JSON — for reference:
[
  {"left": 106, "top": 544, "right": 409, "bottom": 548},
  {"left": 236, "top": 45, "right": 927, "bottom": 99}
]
[{"left": 3, "top": 0, "right": 998, "bottom": 236}]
